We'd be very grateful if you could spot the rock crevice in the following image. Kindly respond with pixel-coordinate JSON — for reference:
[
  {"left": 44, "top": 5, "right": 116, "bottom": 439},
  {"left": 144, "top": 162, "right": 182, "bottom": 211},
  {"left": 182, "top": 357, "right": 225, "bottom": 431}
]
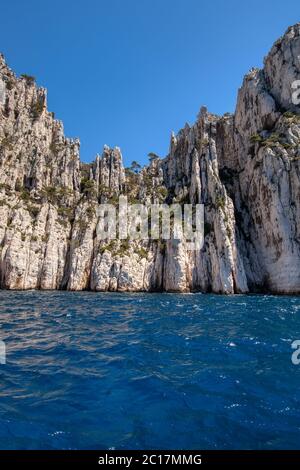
[{"left": 1, "top": 24, "right": 300, "bottom": 293}]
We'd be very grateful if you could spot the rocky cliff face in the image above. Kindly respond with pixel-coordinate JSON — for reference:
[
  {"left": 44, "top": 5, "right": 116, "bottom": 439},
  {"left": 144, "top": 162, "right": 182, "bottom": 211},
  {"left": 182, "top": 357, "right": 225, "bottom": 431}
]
[{"left": 1, "top": 23, "right": 300, "bottom": 294}]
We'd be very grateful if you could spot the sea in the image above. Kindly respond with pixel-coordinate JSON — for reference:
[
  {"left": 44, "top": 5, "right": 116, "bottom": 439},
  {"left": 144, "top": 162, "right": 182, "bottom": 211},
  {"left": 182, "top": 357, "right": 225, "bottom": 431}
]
[{"left": 0, "top": 291, "right": 300, "bottom": 449}]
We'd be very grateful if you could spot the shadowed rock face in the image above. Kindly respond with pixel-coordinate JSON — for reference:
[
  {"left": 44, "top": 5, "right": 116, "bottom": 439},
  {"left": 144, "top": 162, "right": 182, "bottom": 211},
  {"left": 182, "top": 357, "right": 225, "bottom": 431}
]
[{"left": 1, "top": 23, "right": 300, "bottom": 294}]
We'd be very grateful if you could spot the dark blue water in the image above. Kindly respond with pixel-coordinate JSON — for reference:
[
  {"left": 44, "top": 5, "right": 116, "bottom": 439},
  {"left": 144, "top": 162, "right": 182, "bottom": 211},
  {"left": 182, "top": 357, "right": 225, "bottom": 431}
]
[{"left": 0, "top": 291, "right": 300, "bottom": 450}]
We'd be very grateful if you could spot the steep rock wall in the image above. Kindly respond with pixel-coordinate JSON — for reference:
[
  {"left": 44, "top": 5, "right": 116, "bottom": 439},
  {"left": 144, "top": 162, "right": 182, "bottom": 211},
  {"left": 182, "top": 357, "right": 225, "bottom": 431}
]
[{"left": 1, "top": 24, "right": 300, "bottom": 293}]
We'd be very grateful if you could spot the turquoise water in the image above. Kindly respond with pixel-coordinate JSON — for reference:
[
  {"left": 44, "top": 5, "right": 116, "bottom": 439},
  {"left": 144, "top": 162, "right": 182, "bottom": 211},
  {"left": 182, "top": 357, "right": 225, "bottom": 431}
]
[{"left": 0, "top": 291, "right": 300, "bottom": 449}]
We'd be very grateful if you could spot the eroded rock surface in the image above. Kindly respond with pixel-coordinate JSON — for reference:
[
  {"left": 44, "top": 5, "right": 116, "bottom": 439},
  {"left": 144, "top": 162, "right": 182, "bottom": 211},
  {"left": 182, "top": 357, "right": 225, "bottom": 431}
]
[{"left": 1, "top": 24, "right": 300, "bottom": 293}]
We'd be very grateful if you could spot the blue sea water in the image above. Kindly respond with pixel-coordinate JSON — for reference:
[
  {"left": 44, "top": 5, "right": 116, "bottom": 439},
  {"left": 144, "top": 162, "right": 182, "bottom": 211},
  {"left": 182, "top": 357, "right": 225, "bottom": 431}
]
[{"left": 0, "top": 291, "right": 300, "bottom": 450}]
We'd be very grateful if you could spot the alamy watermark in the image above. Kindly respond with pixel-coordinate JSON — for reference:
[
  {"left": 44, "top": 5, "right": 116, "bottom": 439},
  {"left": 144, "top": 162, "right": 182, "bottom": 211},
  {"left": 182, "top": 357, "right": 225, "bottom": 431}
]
[
  {"left": 95, "top": 196, "right": 204, "bottom": 250},
  {"left": 291, "top": 340, "right": 300, "bottom": 365},
  {"left": 291, "top": 55, "right": 300, "bottom": 104},
  {"left": 291, "top": 80, "right": 300, "bottom": 105},
  {"left": 0, "top": 340, "right": 6, "bottom": 364},
  {"left": 0, "top": 79, "right": 5, "bottom": 105}
]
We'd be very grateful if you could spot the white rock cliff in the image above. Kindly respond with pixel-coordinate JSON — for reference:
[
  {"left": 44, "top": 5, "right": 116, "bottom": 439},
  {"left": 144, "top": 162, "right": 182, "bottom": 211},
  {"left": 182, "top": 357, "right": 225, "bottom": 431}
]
[{"left": 1, "top": 24, "right": 300, "bottom": 293}]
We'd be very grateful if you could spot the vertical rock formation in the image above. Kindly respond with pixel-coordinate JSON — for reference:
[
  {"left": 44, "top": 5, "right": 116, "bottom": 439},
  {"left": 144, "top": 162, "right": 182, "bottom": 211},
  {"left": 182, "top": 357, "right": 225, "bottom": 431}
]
[{"left": 1, "top": 24, "right": 300, "bottom": 293}]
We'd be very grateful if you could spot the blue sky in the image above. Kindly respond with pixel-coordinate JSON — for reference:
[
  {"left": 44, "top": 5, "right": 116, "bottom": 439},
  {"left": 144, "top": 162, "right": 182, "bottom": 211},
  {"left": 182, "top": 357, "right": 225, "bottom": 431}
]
[{"left": 0, "top": 0, "right": 299, "bottom": 166}]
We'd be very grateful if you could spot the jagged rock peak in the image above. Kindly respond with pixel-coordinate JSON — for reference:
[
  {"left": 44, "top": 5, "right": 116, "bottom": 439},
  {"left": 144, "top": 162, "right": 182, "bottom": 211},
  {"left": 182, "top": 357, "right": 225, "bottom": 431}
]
[{"left": 1, "top": 24, "right": 300, "bottom": 293}]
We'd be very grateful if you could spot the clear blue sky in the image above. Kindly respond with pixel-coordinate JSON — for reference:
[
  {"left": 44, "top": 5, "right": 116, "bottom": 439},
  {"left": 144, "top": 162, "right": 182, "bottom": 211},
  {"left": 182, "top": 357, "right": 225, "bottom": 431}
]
[{"left": 0, "top": 0, "right": 298, "bottom": 166}]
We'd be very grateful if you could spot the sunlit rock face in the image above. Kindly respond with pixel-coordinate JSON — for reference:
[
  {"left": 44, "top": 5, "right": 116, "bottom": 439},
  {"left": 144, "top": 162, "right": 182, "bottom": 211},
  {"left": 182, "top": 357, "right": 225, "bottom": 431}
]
[{"left": 1, "top": 24, "right": 300, "bottom": 294}]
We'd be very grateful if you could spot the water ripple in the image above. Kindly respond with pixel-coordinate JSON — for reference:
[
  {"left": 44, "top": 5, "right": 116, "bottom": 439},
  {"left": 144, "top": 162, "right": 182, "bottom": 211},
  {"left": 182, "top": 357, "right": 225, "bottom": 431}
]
[{"left": 0, "top": 291, "right": 300, "bottom": 449}]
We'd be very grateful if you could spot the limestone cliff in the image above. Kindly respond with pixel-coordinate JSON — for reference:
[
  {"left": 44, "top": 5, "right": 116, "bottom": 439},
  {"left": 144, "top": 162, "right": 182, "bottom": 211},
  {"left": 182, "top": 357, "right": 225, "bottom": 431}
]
[{"left": 1, "top": 23, "right": 300, "bottom": 293}]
